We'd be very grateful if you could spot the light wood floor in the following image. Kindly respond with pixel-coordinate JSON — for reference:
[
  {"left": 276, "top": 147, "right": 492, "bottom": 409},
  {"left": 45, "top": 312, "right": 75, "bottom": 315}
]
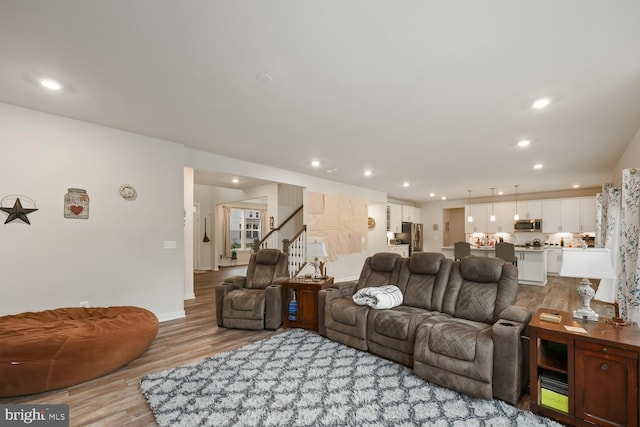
[{"left": 0, "top": 267, "right": 600, "bottom": 426}]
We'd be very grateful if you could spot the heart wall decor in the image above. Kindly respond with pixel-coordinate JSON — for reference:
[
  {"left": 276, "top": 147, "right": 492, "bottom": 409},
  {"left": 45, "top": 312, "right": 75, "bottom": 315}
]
[
  {"left": 70, "top": 206, "right": 84, "bottom": 215},
  {"left": 64, "top": 188, "right": 90, "bottom": 219}
]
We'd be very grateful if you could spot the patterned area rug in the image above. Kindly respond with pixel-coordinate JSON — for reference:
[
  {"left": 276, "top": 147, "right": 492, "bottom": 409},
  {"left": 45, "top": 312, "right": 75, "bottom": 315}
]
[{"left": 141, "top": 329, "right": 560, "bottom": 427}]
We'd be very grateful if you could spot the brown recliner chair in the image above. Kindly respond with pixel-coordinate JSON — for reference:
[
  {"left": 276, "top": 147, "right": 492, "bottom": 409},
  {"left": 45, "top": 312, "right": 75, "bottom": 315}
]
[
  {"left": 215, "top": 248, "right": 288, "bottom": 330},
  {"left": 319, "top": 252, "right": 403, "bottom": 350}
]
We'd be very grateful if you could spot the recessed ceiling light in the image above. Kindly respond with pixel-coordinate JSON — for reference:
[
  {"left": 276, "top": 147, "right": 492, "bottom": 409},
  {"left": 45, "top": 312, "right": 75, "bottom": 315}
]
[
  {"left": 498, "top": 191, "right": 504, "bottom": 195},
  {"left": 533, "top": 163, "right": 544, "bottom": 169},
  {"left": 232, "top": 178, "right": 239, "bottom": 184},
  {"left": 429, "top": 193, "right": 436, "bottom": 198},
  {"left": 326, "top": 168, "right": 338, "bottom": 174},
  {"left": 403, "top": 182, "right": 410, "bottom": 188},
  {"left": 532, "top": 98, "right": 551, "bottom": 109},
  {"left": 363, "top": 170, "right": 372, "bottom": 177},
  {"left": 572, "top": 184, "right": 580, "bottom": 189},
  {"left": 311, "top": 160, "right": 320, "bottom": 167},
  {"left": 441, "top": 196, "right": 447, "bottom": 200},
  {"left": 39, "top": 78, "right": 62, "bottom": 91},
  {"left": 518, "top": 140, "right": 530, "bottom": 147}
]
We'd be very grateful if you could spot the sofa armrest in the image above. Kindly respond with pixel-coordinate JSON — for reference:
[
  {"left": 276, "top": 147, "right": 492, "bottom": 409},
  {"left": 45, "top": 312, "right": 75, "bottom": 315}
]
[
  {"left": 499, "top": 305, "right": 533, "bottom": 324},
  {"left": 214, "top": 282, "right": 244, "bottom": 326},
  {"left": 317, "top": 283, "right": 357, "bottom": 336},
  {"left": 264, "top": 284, "right": 282, "bottom": 330},
  {"left": 329, "top": 280, "right": 358, "bottom": 291},
  {"left": 491, "top": 305, "right": 532, "bottom": 404},
  {"left": 272, "top": 276, "right": 289, "bottom": 286}
]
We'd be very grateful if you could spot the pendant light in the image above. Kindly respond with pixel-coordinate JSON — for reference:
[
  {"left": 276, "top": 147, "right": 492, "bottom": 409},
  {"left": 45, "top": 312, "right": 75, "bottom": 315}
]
[
  {"left": 513, "top": 185, "right": 520, "bottom": 221},
  {"left": 467, "top": 190, "right": 473, "bottom": 223},
  {"left": 489, "top": 187, "right": 496, "bottom": 222}
]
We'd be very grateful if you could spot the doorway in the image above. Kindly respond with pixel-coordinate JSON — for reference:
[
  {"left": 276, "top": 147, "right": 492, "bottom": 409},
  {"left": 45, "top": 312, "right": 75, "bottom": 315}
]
[{"left": 443, "top": 207, "right": 465, "bottom": 247}]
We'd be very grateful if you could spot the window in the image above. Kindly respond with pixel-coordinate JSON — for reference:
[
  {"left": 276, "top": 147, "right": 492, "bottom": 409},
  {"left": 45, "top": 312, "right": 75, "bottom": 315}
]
[{"left": 230, "top": 208, "right": 261, "bottom": 250}]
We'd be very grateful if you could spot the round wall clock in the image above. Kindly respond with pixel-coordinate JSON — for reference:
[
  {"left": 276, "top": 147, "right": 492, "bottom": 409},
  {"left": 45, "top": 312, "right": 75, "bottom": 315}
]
[{"left": 368, "top": 217, "right": 376, "bottom": 230}]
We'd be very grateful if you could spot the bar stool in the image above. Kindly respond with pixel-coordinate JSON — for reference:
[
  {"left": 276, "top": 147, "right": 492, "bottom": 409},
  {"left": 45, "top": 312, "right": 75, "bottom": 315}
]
[
  {"left": 495, "top": 242, "right": 517, "bottom": 266},
  {"left": 454, "top": 241, "right": 471, "bottom": 261}
]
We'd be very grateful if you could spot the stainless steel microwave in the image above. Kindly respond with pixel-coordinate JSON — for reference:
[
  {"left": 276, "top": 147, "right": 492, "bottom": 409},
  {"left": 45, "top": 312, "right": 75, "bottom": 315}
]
[{"left": 514, "top": 219, "right": 542, "bottom": 232}]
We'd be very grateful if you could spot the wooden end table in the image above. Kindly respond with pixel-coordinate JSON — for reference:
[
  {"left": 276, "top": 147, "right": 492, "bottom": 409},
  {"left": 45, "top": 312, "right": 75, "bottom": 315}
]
[
  {"left": 282, "top": 276, "right": 334, "bottom": 330},
  {"left": 529, "top": 308, "right": 640, "bottom": 427}
]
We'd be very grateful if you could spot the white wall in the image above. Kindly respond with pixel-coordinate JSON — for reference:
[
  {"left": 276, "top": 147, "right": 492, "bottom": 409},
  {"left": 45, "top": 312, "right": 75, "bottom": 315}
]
[
  {"left": 277, "top": 183, "right": 304, "bottom": 244},
  {"left": 194, "top": 184, "right": 214, "bottom": 270},
  {"left": 609, "top": 125, "right": 640, "bottom": 185},
  {"left": 0, "top": 103, "right": 185, "bottom": 320},
  {"left": 183, "top": 167, "right": 195, "bottom": 299},
  {"left": 419, "top": 200, "right": 466, "bottom": 252}
]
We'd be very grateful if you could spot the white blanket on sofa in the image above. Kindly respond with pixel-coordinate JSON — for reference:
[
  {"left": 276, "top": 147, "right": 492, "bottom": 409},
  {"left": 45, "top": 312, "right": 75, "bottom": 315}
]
[{"left": 352, "top": 285, "right": 403, "bottom": 309}]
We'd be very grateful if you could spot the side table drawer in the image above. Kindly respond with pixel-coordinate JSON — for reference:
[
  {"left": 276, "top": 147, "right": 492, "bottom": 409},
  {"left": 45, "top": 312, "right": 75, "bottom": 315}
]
[{"left": 576, "top": 339, "right": 638, "bottom": 360}]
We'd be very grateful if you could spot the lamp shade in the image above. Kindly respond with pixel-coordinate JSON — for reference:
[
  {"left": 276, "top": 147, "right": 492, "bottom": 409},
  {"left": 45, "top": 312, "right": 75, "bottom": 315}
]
[
  {"left": 559, "top": 248, "right": 616, "bottom": 279},
  {"left": 307, "top": 241, "right": 327, "bottom": 258}
]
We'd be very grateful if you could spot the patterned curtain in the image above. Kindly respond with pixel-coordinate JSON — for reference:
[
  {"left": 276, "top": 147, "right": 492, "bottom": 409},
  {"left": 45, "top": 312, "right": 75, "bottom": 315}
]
[
  {"left": 619, "top": 169, "right": 640, "bottom": 321},
  {"left": 595, "top": 192, "right": 605, "bottom": 248},
  {"left": 594, "top": 184, "right": 621, "bottom": 303},
  {"left": 223, "top": 206, "right": 232, "bottom": 258}
]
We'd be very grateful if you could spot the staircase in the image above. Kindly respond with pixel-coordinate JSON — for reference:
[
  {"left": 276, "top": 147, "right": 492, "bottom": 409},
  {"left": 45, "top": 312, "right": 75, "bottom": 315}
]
[{"left": 255, "top": 205, "right": 307, "bottom": 276}]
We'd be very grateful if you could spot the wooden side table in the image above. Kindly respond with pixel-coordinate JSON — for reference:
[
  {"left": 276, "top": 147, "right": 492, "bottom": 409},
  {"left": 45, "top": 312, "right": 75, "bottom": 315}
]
[
  {"left": 529, "top": 308, "right": 640, "bottom": 427},
  {"left": 282, "top": 277, "right": 334, "bottom": 330}
]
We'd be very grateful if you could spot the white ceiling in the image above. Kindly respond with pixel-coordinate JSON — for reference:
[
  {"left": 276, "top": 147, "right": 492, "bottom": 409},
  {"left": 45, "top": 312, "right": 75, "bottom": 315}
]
[{"left": 1, "top": 1, "right": 639, "bottom": 202}]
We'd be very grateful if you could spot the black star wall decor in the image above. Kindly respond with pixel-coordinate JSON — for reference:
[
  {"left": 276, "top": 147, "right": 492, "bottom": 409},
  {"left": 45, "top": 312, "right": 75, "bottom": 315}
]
[{"left": 1, "top": 197, "right": 39, "bottom": 224}]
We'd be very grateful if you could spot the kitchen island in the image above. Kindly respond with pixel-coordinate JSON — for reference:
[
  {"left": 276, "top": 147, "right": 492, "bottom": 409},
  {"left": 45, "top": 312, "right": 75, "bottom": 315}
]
[
  {"left": 441, "top": 245, "right": 547, "bottom": 286},
  {"left": 386, "top": 244, "right": 410, "bottom": 257}
]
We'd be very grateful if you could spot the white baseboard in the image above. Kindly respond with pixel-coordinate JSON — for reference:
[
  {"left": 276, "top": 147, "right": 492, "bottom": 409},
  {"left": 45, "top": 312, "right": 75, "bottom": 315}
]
[{"left": 157, "top": 310, "right": 186, "bottom": 322}]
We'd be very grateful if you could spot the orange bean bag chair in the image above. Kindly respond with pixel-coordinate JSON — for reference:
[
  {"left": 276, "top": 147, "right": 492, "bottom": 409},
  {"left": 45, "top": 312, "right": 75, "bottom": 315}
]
[{"left": 0, "top": 306, "right": 158, "bottom": 397}]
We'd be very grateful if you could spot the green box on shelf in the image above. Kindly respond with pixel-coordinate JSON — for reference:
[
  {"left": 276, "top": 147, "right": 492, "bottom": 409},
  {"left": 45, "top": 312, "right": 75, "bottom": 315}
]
[{"left": 541, "top": 387, "right": 568, "bottom": 413}]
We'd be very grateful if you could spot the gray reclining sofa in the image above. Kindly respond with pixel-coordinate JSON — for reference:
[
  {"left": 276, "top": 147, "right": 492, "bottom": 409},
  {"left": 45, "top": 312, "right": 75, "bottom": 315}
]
[{"left": 318, "top": 251, "right": 532, "bottom": 404}]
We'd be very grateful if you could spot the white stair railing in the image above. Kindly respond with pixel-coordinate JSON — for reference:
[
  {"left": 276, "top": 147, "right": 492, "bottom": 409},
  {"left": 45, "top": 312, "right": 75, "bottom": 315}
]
[
  {"left": 284, "top": 226, "right": 307, "bottom": 277},
  {"left": 258, "top": 230, "right": 279, "bottom": 250}
]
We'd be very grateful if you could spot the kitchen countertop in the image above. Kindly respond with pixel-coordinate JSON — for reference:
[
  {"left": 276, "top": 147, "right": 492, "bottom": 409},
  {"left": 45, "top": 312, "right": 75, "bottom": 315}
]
[{"left": 441, "top": 245, "right": 547, "bottom": 252}]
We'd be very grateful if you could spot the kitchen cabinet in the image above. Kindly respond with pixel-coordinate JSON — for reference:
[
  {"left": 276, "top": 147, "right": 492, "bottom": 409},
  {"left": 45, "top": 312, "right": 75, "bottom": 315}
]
[
  {"left": 579, "top": 197, "right": 597, "bottom": 232},
  {"left": 529, "top": 308, "right": 640, "bottom": 427},
  {"left": 560, "top": 198, "right": 580, "bottom": 232},
  {"left": 542, "top": 200, "right": 562, "bottom": 233},
  {"left": 542, "top": 199, "right": 580, "bottom": 233},
  {"left": 387, "top": 203, "right": 402, "bottom": 233},
  {"left": 517, "top": 249, "right": 547, "bottom": 285},
  {"left": 546, "top": 247, "right": 563, "bottom": 275},
  {"left": 487, "top": 202, "right": 515, "bottom": 233},
  {"left": 402, "top": 205, "right": 421, "bottom": 223},
  {"left": 465, "top": 204, "right": 488, "bottom": 234},
  {"left": 516, "top": 200, "right": 542, "bottom": 220},
  {"left": 465, "top": 196, "right": 594, "bottom": 235}
]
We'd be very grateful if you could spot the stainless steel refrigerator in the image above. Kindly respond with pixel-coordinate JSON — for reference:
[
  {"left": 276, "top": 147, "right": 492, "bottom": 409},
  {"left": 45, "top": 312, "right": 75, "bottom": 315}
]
[{"left": 401, "top": 222, "right": 423, "bottom": 255}]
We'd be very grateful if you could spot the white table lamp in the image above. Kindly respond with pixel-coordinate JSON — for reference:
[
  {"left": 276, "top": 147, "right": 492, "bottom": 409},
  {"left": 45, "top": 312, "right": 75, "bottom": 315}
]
[
  {"left": 307, "top": 241, "right": 327, "bottom": 279},
  {"left": 559, "top": 248, "right": 616, "bottom": 321}
]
